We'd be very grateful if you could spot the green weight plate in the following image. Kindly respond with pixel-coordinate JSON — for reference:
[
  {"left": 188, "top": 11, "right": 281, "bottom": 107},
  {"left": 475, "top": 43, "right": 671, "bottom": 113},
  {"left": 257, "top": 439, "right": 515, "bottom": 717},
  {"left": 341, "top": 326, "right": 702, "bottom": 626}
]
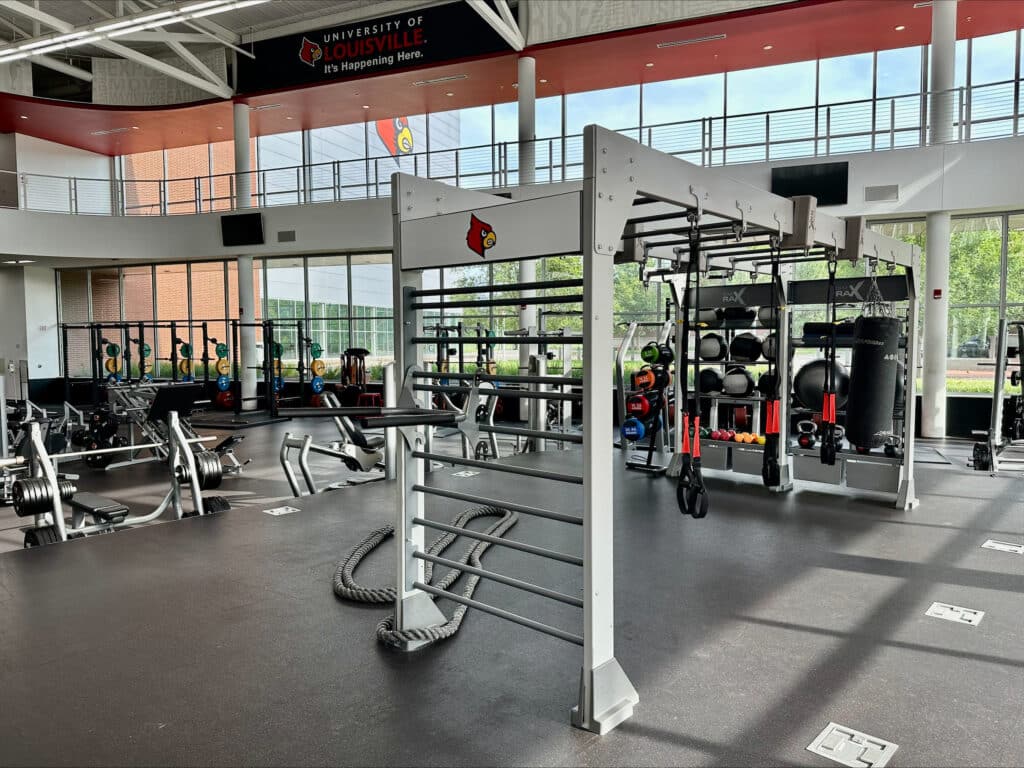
[
  {"left": 140, "top": 343, "right": 151, "bottom": 358},
  {"left": 272, "top": 342, "right": 284, "bottom": 358},
  {"left": 105, "top": 343, "right": 121, "bottom": 357},
  {"left": 215, "top": 343, "right": 229, "bottom": 359},
  {"left": 179, "top": 343, "right": 192, "bottom": 358},
  {"left": 309, "top": 342, "right": 323, "bottom": 359}
]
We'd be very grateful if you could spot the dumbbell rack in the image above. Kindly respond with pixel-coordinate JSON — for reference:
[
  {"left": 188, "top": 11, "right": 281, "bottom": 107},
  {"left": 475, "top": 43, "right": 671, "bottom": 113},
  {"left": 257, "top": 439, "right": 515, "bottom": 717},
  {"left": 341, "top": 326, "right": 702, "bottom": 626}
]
[{"left": 681, "top": 279, "right": 791, "bottom": 488}]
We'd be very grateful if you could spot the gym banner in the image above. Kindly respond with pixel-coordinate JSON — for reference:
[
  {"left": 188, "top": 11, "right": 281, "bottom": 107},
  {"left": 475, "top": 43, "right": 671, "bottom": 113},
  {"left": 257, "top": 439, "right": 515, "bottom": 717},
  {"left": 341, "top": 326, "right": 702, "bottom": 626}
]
[
  {"left": 788, "top": 275, "right": 909, "bottom": 305},
  {"left": 236, "top": 2, "right": 513, "bottom": 93}
]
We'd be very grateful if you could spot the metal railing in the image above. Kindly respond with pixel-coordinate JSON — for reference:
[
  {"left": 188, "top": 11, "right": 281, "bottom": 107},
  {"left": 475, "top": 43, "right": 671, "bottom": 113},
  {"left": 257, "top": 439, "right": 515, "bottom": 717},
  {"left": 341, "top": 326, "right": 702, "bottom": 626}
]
[{"left": 4, "top": 80, "right": 1021, "bottom": 217}]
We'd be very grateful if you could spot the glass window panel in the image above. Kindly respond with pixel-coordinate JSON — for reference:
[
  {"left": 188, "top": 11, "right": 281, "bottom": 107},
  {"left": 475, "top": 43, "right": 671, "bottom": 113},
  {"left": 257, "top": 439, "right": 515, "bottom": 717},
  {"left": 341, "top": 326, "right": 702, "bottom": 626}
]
[
  {"left": 257, "top": 131, "right": 304, "bottom": 207},
  {"left": 190, "top": 261, "right": 227, "bottom": 378},
  {"left": 308, "top": 255, "right": 349, "bottom": 357},
  {"left": 429, "top": 106, "right": 493, "bottom": 188},
  {"left": 949, "top": 215, "right": 1002, "bottom": 305},
  {"left": 970, "top": 31, "right": 1017, "bottom": 85},
  {"left": 727, "top": 61, "right": 817, "bottom": 114},
  {"left": 165, "top": 143, "right": 210, "bottom": 215},
  {"left": 58, "top": 270, "right": 91, "bottom": 377},
  {"left": 265, "top": 257, "right": 305, "bottom": 371},
  {"left": 366, "top": 114, "right": 426, "bottom": 195},
  {"left": 121, "top": 149, "right": 163, "bottom": 216},
  {"left": 309, "top": 123, "right": 367, "bottom": 201},
  {"left": 877, "top": 46, "right": 923, "bottom": 98},
  {"left": 643, "top": 73, "right": 723, "bottom": 163},
  {"left": 566, "top": 84, "right": 640, "bottom": 135},
  {"left": 154, "top": 263, "right": 188, "bottom": 377},
  {"left": 1007, "top": 214, "right": 1024, "bottom": 306},
  {"left": 351, "top": 254, "right": 393, "bottom": 369}
]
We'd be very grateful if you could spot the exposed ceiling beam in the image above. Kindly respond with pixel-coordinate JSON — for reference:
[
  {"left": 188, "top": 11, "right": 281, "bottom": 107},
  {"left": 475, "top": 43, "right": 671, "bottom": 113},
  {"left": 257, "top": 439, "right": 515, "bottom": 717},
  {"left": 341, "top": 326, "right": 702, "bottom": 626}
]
[
  {"left": 242, "top": 0, "right": 442, "bottom": 44},
  {"left": 80, "top": 0, "right": 113, "bottom": 19},
  {"left": 133, "top": 0, "right": 240, "bottom": 44},
  {"left": 465, "top": 0, "right": 524, "bottom": 51},
  {"left": 0, "top": 0, "right": 233, "bottom": 98},
  {"left": 166, "top": 37, "right": 228, "bottom": 89},
  {"left": 117, "top": 31, "right": 218, "bottom": 44},
  {"left": 0, "top": 12, "right": 93, "bottom": 81}
]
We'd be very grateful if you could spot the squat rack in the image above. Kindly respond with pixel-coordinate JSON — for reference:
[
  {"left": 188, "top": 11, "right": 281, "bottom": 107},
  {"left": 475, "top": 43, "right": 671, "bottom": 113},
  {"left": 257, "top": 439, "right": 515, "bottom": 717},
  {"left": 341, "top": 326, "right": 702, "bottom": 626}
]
[{"left": 387, "top": 125, "right": 919, "bottom": 734}]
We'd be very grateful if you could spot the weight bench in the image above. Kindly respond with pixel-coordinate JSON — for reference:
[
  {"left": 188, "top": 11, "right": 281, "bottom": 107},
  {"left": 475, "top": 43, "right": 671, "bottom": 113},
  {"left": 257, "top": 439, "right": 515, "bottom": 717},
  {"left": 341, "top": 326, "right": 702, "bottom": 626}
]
[
  {"left": 69, "top": 491, "right": 130, "bottom": 524},
  {"left": 213, "top": 434, "right": 244, "bottom": 454}
]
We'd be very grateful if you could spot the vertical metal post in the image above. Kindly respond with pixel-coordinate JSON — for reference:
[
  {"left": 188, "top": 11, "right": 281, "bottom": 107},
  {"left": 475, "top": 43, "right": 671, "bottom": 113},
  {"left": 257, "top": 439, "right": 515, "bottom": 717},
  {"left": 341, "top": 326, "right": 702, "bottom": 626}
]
[
  {"left": 1014, "top": 29, "right": 1022, "bottom": 137},
  {"left": 825, "top": 106, "right": 832, "bottom": 155},
  {"left": 333, "top": 160, "right": 340, "bottom": 202},
  {"left": 0, "top": 375, "right": 8, "bottom": 458},
  {"left": 383, "top": 361, "right": 397, "bottom": 480},
  {"left": 572, "top": 125, "right": 638, "bottom": 735},
  {"left": 890, "top": 98, "right": 896, "bottom": 148}
]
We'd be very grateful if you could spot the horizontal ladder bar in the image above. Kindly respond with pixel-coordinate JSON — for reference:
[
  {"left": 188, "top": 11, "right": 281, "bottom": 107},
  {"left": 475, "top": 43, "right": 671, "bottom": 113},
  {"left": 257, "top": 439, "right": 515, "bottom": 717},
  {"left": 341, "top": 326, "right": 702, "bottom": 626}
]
[
  {"left": 412, "top": 581, "right": 583, "bottom": 645},
  {"left": 412, "top": 371, "right": 584, "bottom": 386},
  {"left": 413, "top": 516, "right": 583, "bottom": 566},
  {"left": 412, "top": 295, "right": 583, "bottom": 310},
  {"left": 480, "top": 425, "right": 583, "bottom": 443},
  {"left": 413, "top": 484, "right": 583, "bottom": 525},
  {"left": 414, "top": 552, "right": 583, "bottom": 607},
  {"left": 412, "top": 336, "right": 584, "bottom": 345},
  {"left": 410, "top": 278, "right": 582, "bottom": 298},
  {"left": 412, "top": 451, "right": 584, "bottom": 484},
  {"left": 414, "top": 384, "right": 580, "bottom": 401}
]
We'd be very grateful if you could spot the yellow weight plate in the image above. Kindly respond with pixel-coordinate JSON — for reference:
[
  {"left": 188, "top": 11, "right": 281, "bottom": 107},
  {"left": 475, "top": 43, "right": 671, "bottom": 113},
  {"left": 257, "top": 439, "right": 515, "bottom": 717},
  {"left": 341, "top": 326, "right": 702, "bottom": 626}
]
[
  {"left": 310, "top": 359, "right": 327, "bottom": 377},
  {"left": 273, "top": 359, "right": 283, "bottom": 375},
  {"left": 104, "top": 357, "right": 120, "bottom": 374},
  {"left": 215, "top": 358, "right": 231, "bottom": 375},
  {"left": 178, "top": 359, "right": 192, "bottom": 376}
]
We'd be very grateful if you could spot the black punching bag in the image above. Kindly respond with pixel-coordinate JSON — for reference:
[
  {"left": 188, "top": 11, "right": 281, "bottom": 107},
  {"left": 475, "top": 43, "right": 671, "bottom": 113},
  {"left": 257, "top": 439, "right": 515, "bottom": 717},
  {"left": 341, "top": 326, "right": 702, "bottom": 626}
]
[{"left": 845, "top": 316, "right": 901, "bottom": 449}]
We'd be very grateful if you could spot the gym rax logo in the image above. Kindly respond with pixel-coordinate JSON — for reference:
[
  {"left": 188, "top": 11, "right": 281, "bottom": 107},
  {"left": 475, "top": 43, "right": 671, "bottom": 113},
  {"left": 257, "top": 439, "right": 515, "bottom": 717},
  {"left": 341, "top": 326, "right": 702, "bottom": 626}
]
[
  {"left": 720, "top": 287, "right": 748, "bottom": 305},
  {"left": 834, "top": 280, "right": 866, "bottom": 301},
  {"left": 466, "top": 214, "right": 496, "bottom": 258}
]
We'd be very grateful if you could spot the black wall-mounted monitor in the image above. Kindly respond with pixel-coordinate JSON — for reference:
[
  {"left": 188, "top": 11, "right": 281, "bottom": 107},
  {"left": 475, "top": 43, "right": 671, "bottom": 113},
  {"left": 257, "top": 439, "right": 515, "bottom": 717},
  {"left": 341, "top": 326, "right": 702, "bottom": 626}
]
[
  {"left": 221, "top": 212, "right": 265, "bottom": 247},
  {"left": 770, "top": 162, "right": 849, "bottom": 206}
]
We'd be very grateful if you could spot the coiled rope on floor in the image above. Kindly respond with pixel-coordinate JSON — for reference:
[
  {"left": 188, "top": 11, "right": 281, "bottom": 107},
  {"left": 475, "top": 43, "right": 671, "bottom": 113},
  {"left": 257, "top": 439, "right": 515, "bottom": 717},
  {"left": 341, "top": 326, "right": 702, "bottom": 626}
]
[{"left": 333, "top": 505, "right": 518, "bottom": 647}]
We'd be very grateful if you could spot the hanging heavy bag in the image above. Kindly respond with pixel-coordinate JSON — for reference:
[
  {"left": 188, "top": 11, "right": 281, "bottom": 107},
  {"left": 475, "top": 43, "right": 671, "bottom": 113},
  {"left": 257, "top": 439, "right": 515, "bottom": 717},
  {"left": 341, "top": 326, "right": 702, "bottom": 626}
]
[
  {"left": 723, "top": 366, "right": 755, "bottom": 397},
  {"left": 729, "top": 332, "right": 762, "bottom": 363},
  {"left": 697, "top": 308, "right": 724, "bottom": 329},
  {"left": 699, "top": 333, "right": 728, "bottom": 361},
  {"left": 699, "top": 368, "right": 725, "bottom": 393},
  {"left": 845, "top": 315, "right": 901, "bottom": 450}
]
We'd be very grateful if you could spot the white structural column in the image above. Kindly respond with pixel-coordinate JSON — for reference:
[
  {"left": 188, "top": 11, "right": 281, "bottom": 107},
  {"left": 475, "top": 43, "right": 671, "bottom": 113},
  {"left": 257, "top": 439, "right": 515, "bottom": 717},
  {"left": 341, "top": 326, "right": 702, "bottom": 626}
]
[
  {"left": 929, "top": 0, "right": 958, "bottom": 145},
  {"left": 517, "top": 55, "right": 538, "bottom": 419},
  {"left": 233, "top": 102, "right": 258, "bottom": 411},
  {"left": 922, "top": 0, "right": 957, "bottom": 437}
]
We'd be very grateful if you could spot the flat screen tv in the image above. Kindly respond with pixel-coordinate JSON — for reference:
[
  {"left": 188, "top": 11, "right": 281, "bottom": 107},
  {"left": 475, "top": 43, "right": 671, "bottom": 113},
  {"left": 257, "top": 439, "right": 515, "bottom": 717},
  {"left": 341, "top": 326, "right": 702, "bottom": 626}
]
[
  {"left": 770, "top": 162, "right": 849, "bottom": 206},
  {"left": 221, "top": 212, "right": 265, "bottom": 247}
]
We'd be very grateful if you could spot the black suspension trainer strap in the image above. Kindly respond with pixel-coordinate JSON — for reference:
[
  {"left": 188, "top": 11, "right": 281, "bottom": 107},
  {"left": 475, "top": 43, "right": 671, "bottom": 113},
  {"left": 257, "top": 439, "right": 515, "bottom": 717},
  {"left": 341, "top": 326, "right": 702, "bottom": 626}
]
[
  {"left": 820, "top": 255, "right": 839, "bottom": 466},
  {"left": 676, "top": 242, "right": 695, "bottom": 515},
  {"left": 762, "top": 236, "right": 782, "bottom": 487}
]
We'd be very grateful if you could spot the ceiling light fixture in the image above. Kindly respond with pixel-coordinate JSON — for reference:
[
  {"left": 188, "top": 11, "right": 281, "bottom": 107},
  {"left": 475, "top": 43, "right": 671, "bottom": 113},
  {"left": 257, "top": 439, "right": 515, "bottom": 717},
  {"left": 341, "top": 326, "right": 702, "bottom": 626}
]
[
  {"left": 763, "top": 44, "right": 773, "bottom": 50},
  {"left": 539, "top": 78, "right": 548, "bottom": 83},
  {"left": 912, "top": 1, "right": 932, "bottom": 7},
  {"left": 249, "top": 103, "right": 282, "bottom": 111},
  {"left": 3, "top": 260, "right": 34, "bottom": 265},
  {"left": 445, "top": 91, "right": 454, "bottom": 96},
  {"left": 285, "top": 116, "right": 294, "bottom": 120},
  {"left": 90, "top": 126, "right": 134, "bottom": 136},
  {"left": 412, "top": 74, "right": 468, "bottom": 86},
  {"left": 362, "top": 104, "right": 370, "bottom": 109},
  {"left": 645, "top": 62, "right": 654, "bottom": 68},
  {"left": 19, "top": 114, "right": 28, "bottom": 119},
  {"left": 0, "top": 0, "right": 271, "bottom": 64},
  {"left": 894, "top": 24, "right": 906, "bottom": 31},
  {"left": 656, "top": 33, "right": 726, "bottom": 49}
]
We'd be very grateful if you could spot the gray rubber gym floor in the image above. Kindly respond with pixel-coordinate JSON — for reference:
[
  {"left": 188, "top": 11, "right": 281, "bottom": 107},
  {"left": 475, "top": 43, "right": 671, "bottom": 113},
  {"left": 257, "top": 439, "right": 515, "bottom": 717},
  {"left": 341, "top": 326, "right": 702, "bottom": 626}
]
[{"left": 1, "top": 430, "right": 1022, "bottom": 767}]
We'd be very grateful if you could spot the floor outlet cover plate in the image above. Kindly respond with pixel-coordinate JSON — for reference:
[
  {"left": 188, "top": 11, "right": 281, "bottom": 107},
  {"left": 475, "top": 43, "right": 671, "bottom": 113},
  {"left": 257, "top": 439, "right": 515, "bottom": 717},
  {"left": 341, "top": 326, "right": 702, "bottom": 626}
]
[
  {"left": 452, "top": 470, "right": 480, "bottom": 478},
  {"left": 264, "top": 506, "right": 301, "bottom": 516},
  {"left": 925, "top": 601, "right": 984, "bottom": 626},
  {"left": 806, "top": 722, "right": 898, "bottom": 767},
  {"left": 982, "top": 539, "right": 1024, "bottom": 554}
]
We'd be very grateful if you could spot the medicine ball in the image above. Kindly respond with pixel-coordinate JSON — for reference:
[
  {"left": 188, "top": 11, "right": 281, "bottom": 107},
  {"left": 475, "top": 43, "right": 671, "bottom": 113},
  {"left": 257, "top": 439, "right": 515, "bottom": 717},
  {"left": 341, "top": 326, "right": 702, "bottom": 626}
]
[
  {"left": 640, "top": 341, "right": 674, "bottom": 366},
  {"left": 723, "top": 307, "right": 756, "bottom": 328},
  {"left": 730, "top": 332, "right": 762, "bottom": 363},
  {"left": 697, "top": 308, "right": 724, "bottom": 329},
  {"left": 793, "top": 359, "right": 850, "bottom": 412},
  {"left": 757, "top": 372, "right": 779, "bottom": 397},
  {"left": 757, "top": 306, "right": 776, "bottom": 328},
  {"left": 762, "top": 333, "right": 779, "bottom": 361},
  {"left": 699, "top": 368, "right": 724, "bottom": 393},
  {"left": 723, "top": 366, "right": 755, "bottom": 397},
  {"left": 699, "top": 333, "right": 727, "bottom": 361},
  {"left": 621, "top": 417, "right": 647, "bottom": 442}
]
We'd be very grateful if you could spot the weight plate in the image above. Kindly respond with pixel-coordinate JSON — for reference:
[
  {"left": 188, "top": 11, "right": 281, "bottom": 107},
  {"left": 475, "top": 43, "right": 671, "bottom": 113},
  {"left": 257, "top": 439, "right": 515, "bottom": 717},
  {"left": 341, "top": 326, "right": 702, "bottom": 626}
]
[
  {"left": 273, "top": 359, "right": 283, "bottom": 375},
  {"left": 106, "top": 373, "right": 121, "bottom": 384},
  {"left": 310, "top": 342, "right": 323, "bottom": 359},
  {"left": 216, "top": 374, "right": 231, "bottom": 392},
  {"left": 181, "top": 375, "right": 194, "bottom": 383},
  {"left": 311, "top": 376, "right": 325, "bottom": 394},
  {"left": 140, "top": 343, "right": 152, "bottom": 358},
  {"left": 272, "top": 342, "right": 284, "bottom": 358},
  {"left": 274, "top": 376, "right": 285, "bottom": 392},
  {"left": 215, "top": 343, "right": 229, "bottom": 359},
  {"left": 141, "top": 373, "right": 153, "bottom": 382},
  {"left": 178, "top": 359, "right": 192, "bottom": 376},
  {"left": 215, "top": 391, "right": 235, "bottom": 409},
  {"left": 104, "top": 357, "right": 120, "bottom": 374},
  {"left": 179, "top": 343, "right": 192, "bottom": 358},
  {"left": 310, "top": 359, "right": 327, "bottom": 377},
  {"left": 215, "top": 358, "right": 231, "bottom": 375},
  {"left": 105, "top": 343, "right": 120, "bottom": 357}
]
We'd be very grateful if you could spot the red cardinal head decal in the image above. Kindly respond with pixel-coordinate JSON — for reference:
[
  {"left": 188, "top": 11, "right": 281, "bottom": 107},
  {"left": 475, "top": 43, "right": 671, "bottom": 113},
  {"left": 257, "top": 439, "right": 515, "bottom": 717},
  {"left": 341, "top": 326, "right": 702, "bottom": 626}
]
[
  {"left": 298, "top": 37, "right": 322, "bottom": 67},
  {"left": 375, "top": 116, "right": 414, "bottom": 156},
  {"left": 467, "top": 214, "right": 496, "bottom": 259}
]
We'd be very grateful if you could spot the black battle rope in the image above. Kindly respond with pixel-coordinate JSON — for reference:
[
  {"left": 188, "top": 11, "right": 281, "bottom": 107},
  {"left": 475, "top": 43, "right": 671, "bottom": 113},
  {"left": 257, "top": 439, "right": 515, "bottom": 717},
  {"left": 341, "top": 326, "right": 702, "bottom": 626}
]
[
  {"left": 677, "top": 223, "right": 710, "bottom": 519},
  {"left": 762, "top": 236, "right": 782, "bottom": 487},
  {"left": 820, "top": 256, "right": 839, "bottom": 466},
  {"left": 333, "top": 505, "right": 518, "bottom": 646}
]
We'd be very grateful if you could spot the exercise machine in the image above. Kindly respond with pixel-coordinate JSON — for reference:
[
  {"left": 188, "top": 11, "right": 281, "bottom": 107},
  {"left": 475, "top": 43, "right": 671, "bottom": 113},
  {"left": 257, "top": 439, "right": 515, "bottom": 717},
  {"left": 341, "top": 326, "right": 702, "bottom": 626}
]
[{"left": 972, "top": 318, "right": 1024, "bottom": 472}]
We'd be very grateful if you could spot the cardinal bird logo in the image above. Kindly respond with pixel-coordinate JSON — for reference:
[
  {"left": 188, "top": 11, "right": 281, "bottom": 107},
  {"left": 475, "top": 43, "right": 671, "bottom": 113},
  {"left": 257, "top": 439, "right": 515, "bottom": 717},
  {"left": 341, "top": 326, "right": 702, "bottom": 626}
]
[
  {"left": 298, "top": 37, "right": 322, "bottom": 67},
  {"left": 466, "top": 214, "right": 496, "bottom": 259},
  {"left": 375, "top": 116, "right": 414, "bottom": 156}
]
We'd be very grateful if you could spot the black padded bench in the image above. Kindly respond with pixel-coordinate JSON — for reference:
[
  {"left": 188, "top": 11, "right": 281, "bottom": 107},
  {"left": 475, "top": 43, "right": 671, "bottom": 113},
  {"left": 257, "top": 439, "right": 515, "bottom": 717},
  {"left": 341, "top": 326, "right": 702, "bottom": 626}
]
[{"left": 69, "top": 492, "right": 130, "bottom": 523}]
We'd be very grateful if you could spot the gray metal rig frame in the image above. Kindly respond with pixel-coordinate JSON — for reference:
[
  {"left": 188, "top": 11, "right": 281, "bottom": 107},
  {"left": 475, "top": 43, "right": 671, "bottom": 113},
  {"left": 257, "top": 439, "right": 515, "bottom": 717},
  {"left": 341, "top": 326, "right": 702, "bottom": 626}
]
[{"left": 389, "top": 125, "right": 920, "bottom": 734}]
